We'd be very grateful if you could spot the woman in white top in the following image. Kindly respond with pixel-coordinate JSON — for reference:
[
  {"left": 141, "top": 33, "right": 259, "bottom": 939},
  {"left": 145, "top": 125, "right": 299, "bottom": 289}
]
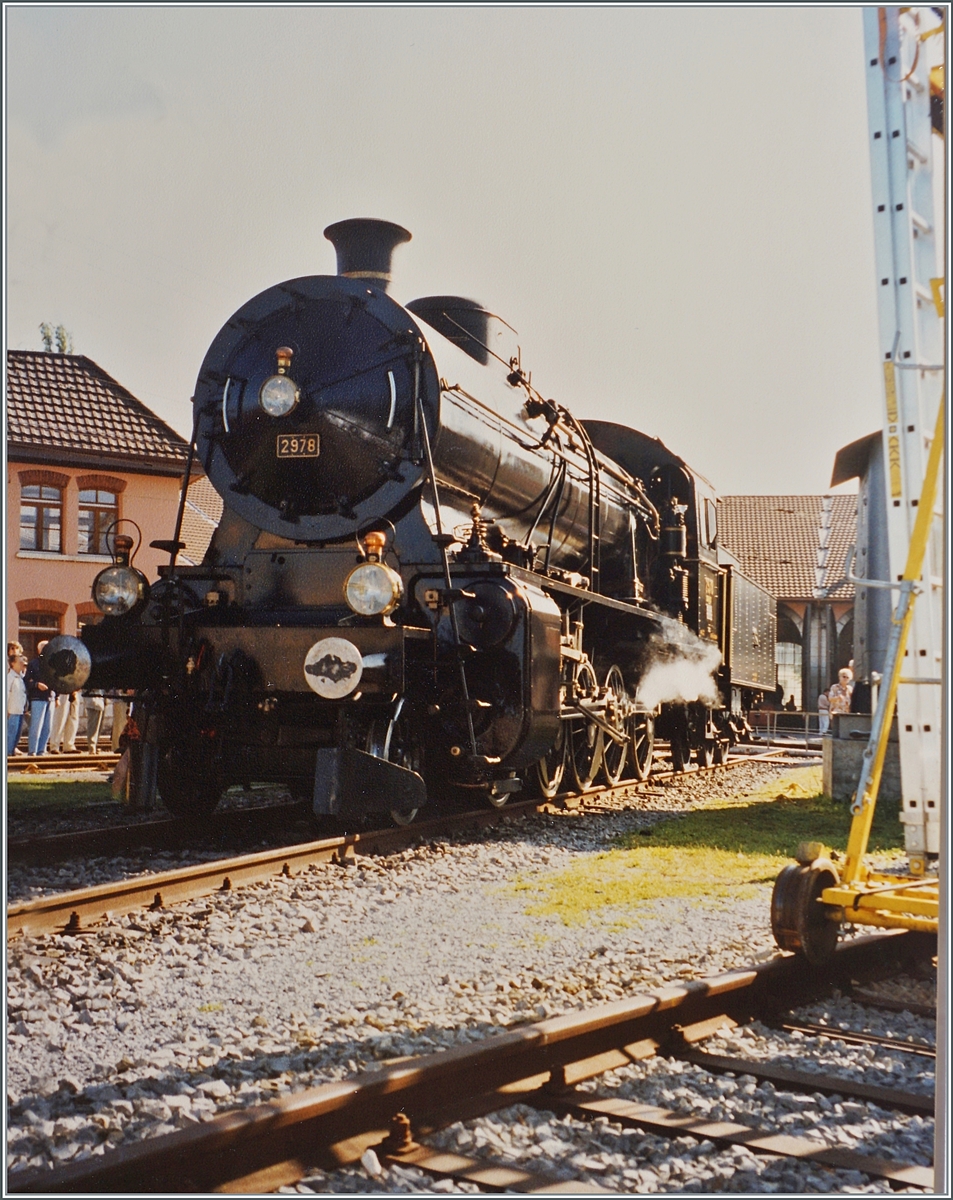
[
  {"left": 7, "top": 653, "right": 28, "bottom": 756},
  {"left": 828, "top": 668, "right": 854, "bottom": 717}
]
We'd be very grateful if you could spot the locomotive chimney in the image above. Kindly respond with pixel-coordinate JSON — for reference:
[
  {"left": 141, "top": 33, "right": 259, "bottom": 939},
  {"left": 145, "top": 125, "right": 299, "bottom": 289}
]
[{"left": 323, "top": 218, "right": 411, "bottom": 293}]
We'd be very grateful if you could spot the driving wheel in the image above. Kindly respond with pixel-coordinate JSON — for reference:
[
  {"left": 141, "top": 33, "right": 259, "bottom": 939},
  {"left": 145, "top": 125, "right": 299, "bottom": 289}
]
[
  {"left": 599, "top": 665, "right": 629, "bottom": 787},
  {"left": 535, "top": 722, "right": 567, "bottom": 799},
  {"left": 629, "top": 713, "right": 655, "bottom": 780},
  {"left": 157, "top": 735, "right": 223, "bottom": 820},
  {"left": 569, "top": 661, "right": 603, "bottom": 792},
  {"left": 669, "top": 728, "right": 691, "bottom": 773}
]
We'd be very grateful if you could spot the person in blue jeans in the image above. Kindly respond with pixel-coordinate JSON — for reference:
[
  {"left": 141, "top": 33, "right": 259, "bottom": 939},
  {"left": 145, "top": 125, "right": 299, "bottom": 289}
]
[{"left": 24, "top": 640, "right": 53, "bottom": 755}]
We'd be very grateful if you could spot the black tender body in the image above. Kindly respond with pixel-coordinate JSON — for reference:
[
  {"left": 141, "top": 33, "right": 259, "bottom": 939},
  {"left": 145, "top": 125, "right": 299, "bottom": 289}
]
[{"left": 70, "top": 219, "right": 776, "bottom": 820}]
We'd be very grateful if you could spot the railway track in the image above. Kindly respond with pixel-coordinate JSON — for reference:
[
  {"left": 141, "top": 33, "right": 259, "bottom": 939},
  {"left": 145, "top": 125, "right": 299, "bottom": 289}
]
[
  {"left": 6, "top": 799, "right": 312, "bottom": 867},
  {"left": 7, "top": 751, "right": 799, "bottom": 940},
  {"left": 7, "top": 746, "right": 808, "bottom": 868},
  {"left": 8, "top": 750, "right": 121, "bottom": 773},
  {"left": 7, "top": 929, "right": 935, "bottom": 1194}
]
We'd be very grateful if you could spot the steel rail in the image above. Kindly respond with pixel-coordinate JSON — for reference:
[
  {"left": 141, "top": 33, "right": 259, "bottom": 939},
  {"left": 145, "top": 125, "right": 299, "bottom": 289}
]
[
  {"left": 6, "top": 930, "right": 934, "bottom": 1195},
  {"left": 675, "top": 1048, "right": 935, "bottom": 1115},
  {"left": 772, "top": 1019, "right": 936, "bottom": 1057},
  {"left": 7, "top": 800, "right": 311, "bottom": 866},
  {"left": 6, "top": 802, "right": 531, "bottom": 940},
  {"left": 8, "top": 751, "right": 120, "bottom": 773},
  {"left": 849, "top": 987, "right": 936, "bottom": 1019},
  {"left": 6, "top": 748, "right": 769, "bottom": 868},
  {"left": 7, "top": 752, "right": 781, "bottom": 939}
]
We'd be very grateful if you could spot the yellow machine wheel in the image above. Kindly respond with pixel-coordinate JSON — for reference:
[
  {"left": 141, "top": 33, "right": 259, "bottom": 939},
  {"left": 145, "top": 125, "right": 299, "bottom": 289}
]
[{"left": 770, "top": 858, "right": 842, "bottom": 965}]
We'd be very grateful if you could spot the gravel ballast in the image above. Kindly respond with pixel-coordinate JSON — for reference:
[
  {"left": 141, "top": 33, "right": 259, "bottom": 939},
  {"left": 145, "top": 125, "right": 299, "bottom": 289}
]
[{"left": 5, "top": 761, "right": 936, "bottom": 1190}]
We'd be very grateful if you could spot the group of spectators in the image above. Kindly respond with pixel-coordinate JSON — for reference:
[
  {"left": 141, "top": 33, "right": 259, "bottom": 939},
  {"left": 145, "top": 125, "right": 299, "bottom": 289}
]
[{"left": 6, "top": 640, "right": 128, "bottom": 758}]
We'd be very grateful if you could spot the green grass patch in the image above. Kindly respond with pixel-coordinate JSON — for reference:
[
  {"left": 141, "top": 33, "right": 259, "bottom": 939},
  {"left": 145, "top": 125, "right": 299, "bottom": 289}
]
[
  {"left": 623, "top": 767, "right": 904, "bottom": 859},
  {"left": 510, "top": 767, "right": 905, "bottom": 927},
  {"left": 6, "top": 778, "right": 114, "bottom": 811}
]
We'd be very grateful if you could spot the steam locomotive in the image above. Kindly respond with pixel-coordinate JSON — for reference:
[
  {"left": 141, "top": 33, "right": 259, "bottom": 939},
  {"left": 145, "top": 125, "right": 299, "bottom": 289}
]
[{"left": 43, "top": 219, "right": 776, "bottom": 823}]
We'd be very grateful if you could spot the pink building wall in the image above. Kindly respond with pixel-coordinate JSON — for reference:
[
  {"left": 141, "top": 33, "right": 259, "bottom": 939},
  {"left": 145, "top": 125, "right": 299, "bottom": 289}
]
[{"left": 7, "top": 460, "right": 184, "bottom": 644}]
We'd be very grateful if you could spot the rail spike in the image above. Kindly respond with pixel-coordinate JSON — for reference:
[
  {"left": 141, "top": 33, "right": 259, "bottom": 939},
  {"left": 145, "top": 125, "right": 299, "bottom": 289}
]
[{"left": 379, "top": 1111, "right": 418, "bottom": 1155}]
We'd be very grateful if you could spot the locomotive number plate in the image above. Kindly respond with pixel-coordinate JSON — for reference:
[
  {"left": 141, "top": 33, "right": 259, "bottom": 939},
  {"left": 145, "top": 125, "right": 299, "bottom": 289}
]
[{"left": 277, "top": 434, "right": 321, "bottom": 458}]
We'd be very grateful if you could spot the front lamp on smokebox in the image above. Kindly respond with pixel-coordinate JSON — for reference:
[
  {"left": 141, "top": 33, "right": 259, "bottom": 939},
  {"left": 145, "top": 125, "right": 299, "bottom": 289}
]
[
  {"left": 259, "top": 346, "right": 300, "bottom": 417},
  {"left": 344, "top": 531, "right": 403, "bottom": 616},
  {"left": 92, "top": 533, "right": 149, "bottom": 616}
]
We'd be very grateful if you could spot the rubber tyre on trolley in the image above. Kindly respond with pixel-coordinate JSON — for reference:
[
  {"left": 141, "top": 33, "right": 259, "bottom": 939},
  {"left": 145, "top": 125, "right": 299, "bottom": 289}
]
[{"left": 770, "top": 857, "right": 842, "bottom": 965}]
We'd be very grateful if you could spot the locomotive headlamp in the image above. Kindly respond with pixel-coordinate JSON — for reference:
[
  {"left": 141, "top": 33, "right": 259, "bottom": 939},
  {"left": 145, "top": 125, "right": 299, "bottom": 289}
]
[
  {"left": 92, "top": 528, "right": 149, "bottom": 615},
  {"left": 344, "top": 562, "right": 403, "bottom": 616},
  {"left": 92, "top": 564, "right": 149, "bottom": 616},
  {"left": 259, "top": 346, "right": 300, "bottom": 417},
  {"left": 345, "top": 531, "right": 402, "bottom": 616}
]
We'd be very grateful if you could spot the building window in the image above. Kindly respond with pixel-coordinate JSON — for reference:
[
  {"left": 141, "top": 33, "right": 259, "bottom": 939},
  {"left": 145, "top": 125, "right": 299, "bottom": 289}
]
[
  {"left": 18, "top": 611, "right": 62, "bottom": 660},
  {"left": 78, "top": 489, "right": 118, "bottom": 555},
  {"left": 775, "top": 641, "right": 802, "bottom": 711},
  {"left": 20, "top": 485, "right": 63, "bottom": 552}
]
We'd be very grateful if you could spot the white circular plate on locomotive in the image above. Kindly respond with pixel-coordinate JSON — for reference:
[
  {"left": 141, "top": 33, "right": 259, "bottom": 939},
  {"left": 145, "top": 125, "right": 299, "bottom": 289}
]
[{"left": 303, "top": 637, "right": 364, "bottom": 699}]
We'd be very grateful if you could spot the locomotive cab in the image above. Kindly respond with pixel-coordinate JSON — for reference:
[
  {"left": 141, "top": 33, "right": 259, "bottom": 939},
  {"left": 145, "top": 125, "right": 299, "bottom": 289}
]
[{"left": 583, "top": 421, "right": 775, "bottom": 763}]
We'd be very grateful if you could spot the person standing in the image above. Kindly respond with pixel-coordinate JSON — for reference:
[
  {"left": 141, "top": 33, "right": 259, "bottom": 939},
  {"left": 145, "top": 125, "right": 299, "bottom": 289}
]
[
  {"left": 7, "top": 652, "right": 28, "bottom": 756},
  {"left": 111, "top": 693, "right": 130, "bottom": 752},
  {"left": 24, "top": 641, "right": 53, "bottom": 755},
  {"left": 48, "top": 690, "right": 81, "bottom": 754},
  {"left": 828, "top": 667, "right": 854, "bottom": 717},
  {"left": 817, "top": 689, "right": 831, "bottom": 735},
  {"left": 850, "top": 678, "right": 872, "bottom": 714},
  {"left": 84, "top": 690, "right": 106, "bottom": 753}
]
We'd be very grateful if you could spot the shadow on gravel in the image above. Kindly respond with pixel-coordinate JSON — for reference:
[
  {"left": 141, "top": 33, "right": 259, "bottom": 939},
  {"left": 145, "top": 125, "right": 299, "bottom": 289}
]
[{"left": 7, "top": 1018, "right": 510, "bottom": 1173}]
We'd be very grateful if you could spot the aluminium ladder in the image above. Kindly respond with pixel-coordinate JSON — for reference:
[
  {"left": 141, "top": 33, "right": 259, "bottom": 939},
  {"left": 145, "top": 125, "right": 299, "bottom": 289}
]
[{"left": 862, "top": 5, "right": 945, "bottom": 871}]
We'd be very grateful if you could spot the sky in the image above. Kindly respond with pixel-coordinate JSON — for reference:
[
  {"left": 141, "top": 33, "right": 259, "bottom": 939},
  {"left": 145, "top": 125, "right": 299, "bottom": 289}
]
[{"left": 4, "top": 5, "right": 938, "bottom": 496}]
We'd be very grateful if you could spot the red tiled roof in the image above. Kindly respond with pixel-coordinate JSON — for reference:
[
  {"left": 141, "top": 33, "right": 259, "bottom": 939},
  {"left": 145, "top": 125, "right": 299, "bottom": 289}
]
[
  {"left": 718, "top": 495, "right": 856, "bottom": 600},
  {"left": 179, "top": 475, "right": 223, "bottom": 565},
  {"left": 6, "top": 350, "right": 188, "bottom": 470}
]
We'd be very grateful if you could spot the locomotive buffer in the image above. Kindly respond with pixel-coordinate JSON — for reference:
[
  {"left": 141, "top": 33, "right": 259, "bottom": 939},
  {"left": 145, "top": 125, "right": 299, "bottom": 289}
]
[{"left": 771, "top": 6, "right": 944, "bottom": 963}]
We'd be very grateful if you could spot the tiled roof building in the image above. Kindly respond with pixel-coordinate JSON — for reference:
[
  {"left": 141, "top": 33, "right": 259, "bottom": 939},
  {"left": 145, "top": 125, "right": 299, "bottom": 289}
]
[
  {"left": 6, "top": 350, "right": 188, "bottom": 473},
  {"left": 6, "top": 350, "right": 199, "bottom": 654},
  {"left": 718, "top": 495, "right": 856, "bottom": 601},
  {"left": 718, "top": 494, "right": 857, "bottom": 712},
  {"left": 180, "top": 474, "right": 223, "bottom": 566}
]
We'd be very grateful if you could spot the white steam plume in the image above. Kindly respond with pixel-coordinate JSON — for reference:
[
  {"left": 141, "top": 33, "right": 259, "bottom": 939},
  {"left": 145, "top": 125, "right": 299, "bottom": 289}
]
[{"left": 635, "top": 616, "right": 723, "bottom": 710}]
